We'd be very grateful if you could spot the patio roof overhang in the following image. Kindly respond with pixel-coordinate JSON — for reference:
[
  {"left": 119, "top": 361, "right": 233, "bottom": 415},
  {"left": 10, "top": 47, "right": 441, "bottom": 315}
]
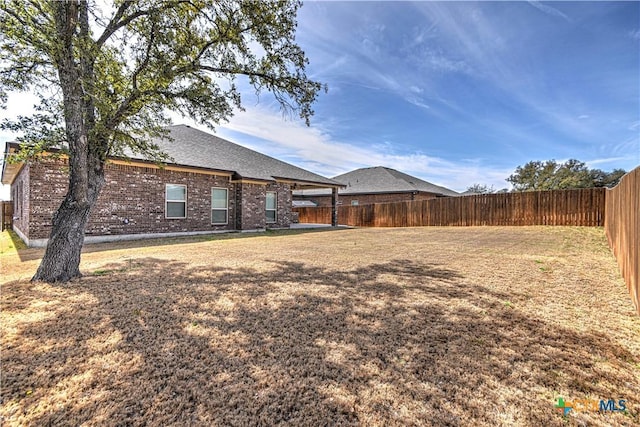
[{"left": 1, "top": 142, "right": 23, "bottom": 185}]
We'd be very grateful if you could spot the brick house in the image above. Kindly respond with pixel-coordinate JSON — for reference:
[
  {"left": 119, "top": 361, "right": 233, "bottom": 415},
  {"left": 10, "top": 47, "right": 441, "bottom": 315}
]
[
  {"left": 2, "top": 125, "right": 343, "bottom": 247},
  {"left": 293, "top": 166, "right": 459, "bottom": 207}
]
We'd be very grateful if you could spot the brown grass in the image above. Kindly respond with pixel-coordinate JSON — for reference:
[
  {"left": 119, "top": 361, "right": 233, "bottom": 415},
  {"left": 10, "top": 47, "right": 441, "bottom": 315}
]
[{"left": 1, "top": 227, "right": 639, "bottom": 426}]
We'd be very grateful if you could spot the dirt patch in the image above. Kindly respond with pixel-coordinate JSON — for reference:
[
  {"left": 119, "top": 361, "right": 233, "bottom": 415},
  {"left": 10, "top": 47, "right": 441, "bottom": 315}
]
[{"left": 1, "top": 227, "right": 638, "bottom": 426}]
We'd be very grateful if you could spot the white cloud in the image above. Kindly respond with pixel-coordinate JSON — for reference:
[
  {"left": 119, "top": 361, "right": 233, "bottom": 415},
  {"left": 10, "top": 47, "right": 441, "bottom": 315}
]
[
  {"left": 585, "top": 157, "right": 629, "bottom": 167},
  {"left": 0, "top": 184, "right": 10, "bottom": 201},
  {"left": 210, "top": 104, "right": 513, "bottom": 192},
  {"left": 527, "top": 1, "right": 571, "bottom": 22},
  {"left": 0, "top": 92, "right": 40, "bottom": 142},
  {"left": 425, "top": 52, "right": 472, "bottom": 74},
  {"left": 607, "top": 135, "right": 640, "bottom": 160},
  {"left": 409, "top": 1, "right": 627, "bottom": 148},
  {"left": 405, "top": 96, "right": 430, "bottom": 110}
]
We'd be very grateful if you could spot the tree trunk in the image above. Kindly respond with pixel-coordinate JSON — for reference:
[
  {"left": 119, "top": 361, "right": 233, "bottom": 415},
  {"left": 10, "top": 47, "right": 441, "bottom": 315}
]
[
  {"left": 31, "top": 1, "right": 107, "bottom": 283},
  {"left": 32, "top": 166, "right": 104, "bottom": 282}
]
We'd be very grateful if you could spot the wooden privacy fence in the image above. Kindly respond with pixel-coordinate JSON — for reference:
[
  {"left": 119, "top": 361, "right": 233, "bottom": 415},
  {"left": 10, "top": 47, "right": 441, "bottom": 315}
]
[
  {"left": 295, "top": 188, "right": 606, "bottom": 227},
  {"left": 605, "top": 167, "right": 639, "bottom": 315},
  {"left": 1, "top": 201, "right": 12, "bottom": 231},
  {"left": 295, "top": 183, "right": 640, "bottom": 315}
]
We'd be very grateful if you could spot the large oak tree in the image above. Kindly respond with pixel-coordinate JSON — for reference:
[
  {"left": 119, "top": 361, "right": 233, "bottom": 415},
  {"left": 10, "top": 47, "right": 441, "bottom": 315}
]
[
  {"left": 0, "top": 0, "right": 323, "bottom": 282},
  {"left": 507, "top": 159, "right": 625, "bottom": 191}
]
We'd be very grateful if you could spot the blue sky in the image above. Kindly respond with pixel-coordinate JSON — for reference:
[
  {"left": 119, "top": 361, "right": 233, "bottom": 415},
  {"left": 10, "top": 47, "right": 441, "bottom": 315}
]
[
  {"left": 215, "top": 0, "right": 640, "bottom": 191},
  {"left": 1, "top": 1, "right": 639, "bottom": 196}
]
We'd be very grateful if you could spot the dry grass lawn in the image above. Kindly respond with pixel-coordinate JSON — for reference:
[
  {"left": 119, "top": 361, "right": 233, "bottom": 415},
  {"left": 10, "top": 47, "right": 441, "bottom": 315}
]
[{"left": 1, "top": 226, "right": 639, "bottom": 426}]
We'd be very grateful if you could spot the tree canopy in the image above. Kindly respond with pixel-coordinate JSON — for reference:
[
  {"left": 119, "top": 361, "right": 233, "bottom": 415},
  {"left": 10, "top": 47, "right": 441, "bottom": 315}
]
[
  {"left": 507, "top": 159, "right": 625, "bottom": 191},
  {"left": 1, "top": 0, "right": 322, "bottom": 158},
  {"left": 0, "top": 0, "right": 324, "bottom": 282},
  {"left": 465, "top": 183, "right": 495, "bottom": 194}
]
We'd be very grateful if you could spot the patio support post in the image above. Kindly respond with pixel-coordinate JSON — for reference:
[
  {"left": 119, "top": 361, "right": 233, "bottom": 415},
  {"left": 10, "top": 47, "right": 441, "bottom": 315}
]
[{"left": 331, "top": 187, "right": 339, "bottom": 226}]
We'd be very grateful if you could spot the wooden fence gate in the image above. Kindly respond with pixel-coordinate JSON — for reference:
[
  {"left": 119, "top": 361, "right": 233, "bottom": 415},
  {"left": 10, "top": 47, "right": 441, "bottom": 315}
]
[{"left": 1, "top": 201, "right": 13, "bottom": 231}]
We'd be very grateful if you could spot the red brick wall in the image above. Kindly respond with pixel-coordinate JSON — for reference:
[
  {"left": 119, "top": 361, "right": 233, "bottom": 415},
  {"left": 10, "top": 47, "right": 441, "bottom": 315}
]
[
  {"left": 86, "top": 162, "right": 237, "bottom": 237},
  {"left": 24, "top": 159, "right": 240, "bottom": 240},
  {"left": 236, "top": 182, "right": 266, "bottom": 230},
  {"left": 235, "top": 182, "right": 292, "bottom": 230},
  {"left": 11, "top": 163, "right": 31, "bottom": 238},
  {"left": 18, "top": 158, "right": 298, "bottom": 241},
  {"left": 267, "top": 182, "right": 293, "bottom": 229},
  {"left": 27, "top": 160, "right": 68, "bottom": 240},
  {"left": 296, "top": 191, "right": 438, "bottom": 207}
]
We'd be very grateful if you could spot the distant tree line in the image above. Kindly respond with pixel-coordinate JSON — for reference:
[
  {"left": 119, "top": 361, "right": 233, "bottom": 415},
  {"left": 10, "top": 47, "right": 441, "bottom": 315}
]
[
  {"left": 466, "top": 159, "right": 626, "bottom": 194},
  {"left": 465, "top": 184, "right": 505, "bottom": 194}
]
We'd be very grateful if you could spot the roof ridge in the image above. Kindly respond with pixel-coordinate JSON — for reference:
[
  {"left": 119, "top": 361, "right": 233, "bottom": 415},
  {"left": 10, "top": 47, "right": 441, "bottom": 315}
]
[
  {"left": 144, "top": 125, "right": 342, "bottom": 187},
  {"left": 330, "top": 166, "right": 458, "bottom": 196}
]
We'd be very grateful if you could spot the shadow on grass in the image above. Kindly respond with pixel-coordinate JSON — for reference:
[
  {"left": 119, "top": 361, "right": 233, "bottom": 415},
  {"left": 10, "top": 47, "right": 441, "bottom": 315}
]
[{"left": 1, "top": 258, "right": 638, "bottom": 426}]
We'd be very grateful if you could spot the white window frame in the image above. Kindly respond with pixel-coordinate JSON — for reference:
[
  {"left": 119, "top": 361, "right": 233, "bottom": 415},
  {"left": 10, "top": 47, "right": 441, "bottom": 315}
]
[
  {"left": 211, "top": 187, "right": 229, "bottom": 225},
  {"left": 165, "top": 184, "right": 187, "bottom": 219},
  {"left": 351, "top": 200, "right": 359, "bottom": 206},
  {"left": 16, "top": 182, "right": 22, "bottom": 215},
  {"left": 266, "top": 191, "right": 277, "bottom": 223},
  {"left": 13, "top": 185, "right": 18, "bottom": 215}
]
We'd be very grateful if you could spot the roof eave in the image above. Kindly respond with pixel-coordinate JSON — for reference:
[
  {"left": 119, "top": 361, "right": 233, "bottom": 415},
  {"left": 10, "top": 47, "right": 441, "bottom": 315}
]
[
  {"left": 273, "top": 176, "right": 346, "bottom": 189},
  {"left": 109, "top": 154, "right": 236, "bottom": 177},
  {"left": 341, "top": 189, "right": 441, "bottom": 196},
  {"left": 1, "top": 142, "right": 24, "bottom": 185}
]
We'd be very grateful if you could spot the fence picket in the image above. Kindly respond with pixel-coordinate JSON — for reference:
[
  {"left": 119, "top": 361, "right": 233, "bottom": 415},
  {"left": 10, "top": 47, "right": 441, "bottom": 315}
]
[
  {"left": 295, "top": 188, "right": 606, "bottom": 228},
  {"left": 605, "top": 167, "right": 639, "bottom": 315},
  {"left": 294, "top": 182, "right": 638, "bottom": 314}
]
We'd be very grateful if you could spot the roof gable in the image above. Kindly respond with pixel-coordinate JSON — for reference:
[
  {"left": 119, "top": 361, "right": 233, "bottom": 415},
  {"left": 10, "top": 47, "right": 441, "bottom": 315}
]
[
  {"left": 298, "top": 166, "right": 458, "bottom": 197},
  {"left": 333, "top": 166, "right": 458, "bottom": 196}
]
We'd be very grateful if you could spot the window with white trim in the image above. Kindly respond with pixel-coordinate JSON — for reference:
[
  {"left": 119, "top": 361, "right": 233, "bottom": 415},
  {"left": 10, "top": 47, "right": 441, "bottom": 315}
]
[
  {"left": 211, "top": 187, "right": 228, "bottom": 224},
  {"left": 13, "top": 184, "right": 18, "bottom": 215},
  {"left": 266, "top": 191, "right": 277, "bottom": 223},
  {"left": 15, "top": 182, "right": 22, "bottom": 216},
  {"left": 351, "top": 200, "right": 359, "bottom": 206},
  {"left": 165, "top": 184, "right": 186, "bottom": 219}
]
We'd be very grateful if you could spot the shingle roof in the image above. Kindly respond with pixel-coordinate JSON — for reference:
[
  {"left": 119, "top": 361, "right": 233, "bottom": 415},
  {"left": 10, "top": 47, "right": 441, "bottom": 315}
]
[
  {"left": 2, "top": 125, "right": 341, "bottom": 188},
  {"left": 138, "top": 125, "right": 341, "bottom": 187},
  {"left": 295, "top": 166, "right": 459, "bottom": 197}
]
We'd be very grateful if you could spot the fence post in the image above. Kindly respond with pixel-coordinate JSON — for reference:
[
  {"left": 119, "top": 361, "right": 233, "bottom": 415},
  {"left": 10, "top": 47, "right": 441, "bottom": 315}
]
[{"left": 331, "top": 188, "right": 339, "bottom": 226}]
